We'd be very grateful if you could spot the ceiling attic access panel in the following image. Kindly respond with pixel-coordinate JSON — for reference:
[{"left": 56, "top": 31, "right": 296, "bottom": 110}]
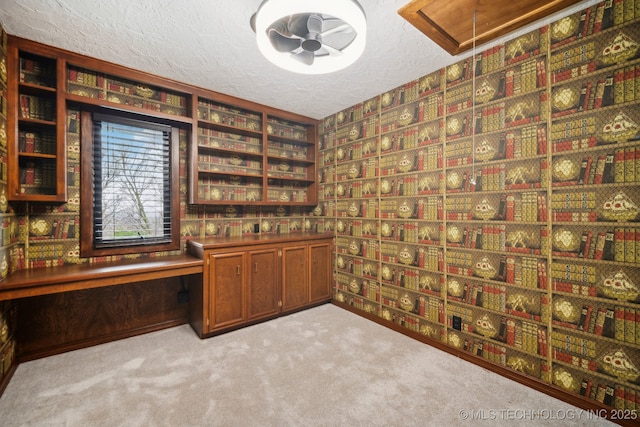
[{"left": 398, "top": 0, "right": 583, "bottom": 55}]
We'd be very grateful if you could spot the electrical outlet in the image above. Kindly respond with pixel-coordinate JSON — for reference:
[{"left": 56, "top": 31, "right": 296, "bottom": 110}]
[{"left": 452, "top": 315, "right": 462, "bottom": 331}]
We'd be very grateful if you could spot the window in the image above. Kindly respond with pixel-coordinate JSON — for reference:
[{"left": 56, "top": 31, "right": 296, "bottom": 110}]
[{"left": 80, "top": 111, "right": 180, "bottom": 257}]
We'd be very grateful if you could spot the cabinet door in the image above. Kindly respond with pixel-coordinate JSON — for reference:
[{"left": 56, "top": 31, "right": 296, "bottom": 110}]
[
  {"left": 309, "top": 242, "right": 331, "bottom": 304},
  {"left": 281, "top": 245, "right": 308, "bottom": 311},
  {"left": 247, "top": 248, "right": 279, "bottom": 320},
  {"left": 208, "top": 251, "right": 245, "bottom": 331}
]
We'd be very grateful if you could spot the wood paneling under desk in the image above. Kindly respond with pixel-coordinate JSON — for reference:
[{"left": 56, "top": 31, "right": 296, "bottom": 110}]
[{"left": 16, "top": 278, "right": 189, "bottom": 361}]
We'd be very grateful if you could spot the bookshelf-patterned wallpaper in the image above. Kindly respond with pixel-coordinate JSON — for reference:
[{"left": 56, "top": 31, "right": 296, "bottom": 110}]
[
  {"left": 0, "top": 20, "right": 17, "bottom": 391},
  {"left": 320, "top": 0, "right": 640, "bottom": 411}
]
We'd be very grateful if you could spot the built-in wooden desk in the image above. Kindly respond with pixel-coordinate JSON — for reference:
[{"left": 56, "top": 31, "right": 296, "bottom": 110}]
[{"left": 0, "top": 254, "right": 203, "bottom": 301}]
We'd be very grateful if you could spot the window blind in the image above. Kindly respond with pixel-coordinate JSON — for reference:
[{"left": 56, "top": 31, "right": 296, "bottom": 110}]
[{"left": 92, "top": 113, "right": 172, "bottom": 249}]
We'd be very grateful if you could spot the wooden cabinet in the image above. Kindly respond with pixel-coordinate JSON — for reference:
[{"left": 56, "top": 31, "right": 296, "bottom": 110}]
[
  {"left": 187, "top": 233, "right": 332, "bottom": 337},
  {"left": 247, "top": 248, "right": 279, "bottom": 320},
  {"left": 7, "top": 38, "right": 66, "bottom": 202},
  {"left": 209, "top": 251, "right": 246, "bottom": 330},
  {"left": 281, "top": 244, "right": 308, "bottom": 311}
]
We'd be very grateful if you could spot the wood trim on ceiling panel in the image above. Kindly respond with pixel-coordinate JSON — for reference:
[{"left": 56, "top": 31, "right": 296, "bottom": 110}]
[{"left": 398, "top": 0, "right": 583, "bottom": 55}]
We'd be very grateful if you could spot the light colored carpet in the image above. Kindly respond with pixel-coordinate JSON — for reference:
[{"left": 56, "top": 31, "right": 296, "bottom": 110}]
[{"left": 0, "top": 304, "right": 614, "bottom": 427}]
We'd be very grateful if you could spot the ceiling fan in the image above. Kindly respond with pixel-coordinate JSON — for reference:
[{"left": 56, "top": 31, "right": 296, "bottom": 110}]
[{"left": 250, "top": 0, "right": 367, "bottom": 74}]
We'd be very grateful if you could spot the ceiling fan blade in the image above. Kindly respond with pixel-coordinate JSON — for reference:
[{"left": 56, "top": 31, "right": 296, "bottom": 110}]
[
  {"left": 320, "top": 43, "right": 344, "bottom": 56},
  {"left": 321, "top": 31, "right": 357, "bottom": 51},
  {"left": 292, "top": 50, "right": 314, "bottom": 65},
  {"left": 307, "top": 14, "right": 323, "bottom": 34},
  {"left": 320, "top": 21, "right": 351, "bottom": 37},
  {"left": 268, "top": 29, "right": 302, "bottom": 52},
  {"left": 287, "top": 14, "right": 310, "bottom": 37}
]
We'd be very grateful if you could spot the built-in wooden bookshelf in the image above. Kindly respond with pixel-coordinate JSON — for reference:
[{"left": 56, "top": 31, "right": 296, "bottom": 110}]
[
  {"left": 190, "top": 96, "right": 318, "bottom": 206},
  {"left": 66, "top": 64, "right": 189, "bottom": 119},
  {"left": 4, "top": 35, "right": 321, "bottom": 208},
  {"left": 322, "top": 1, "right": 640, "bottom": 420},
  {"left": 6, "top": 38, "right": 66, "bottom": 202}
]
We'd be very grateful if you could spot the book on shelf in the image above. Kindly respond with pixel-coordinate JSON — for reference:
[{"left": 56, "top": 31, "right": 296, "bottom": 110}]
[
  {"left": 593, "top": 307, "right": 608, "bottom": 336},
  {"left": 577, "top": 157, "right": 592, "bottom": 185},
  {"left": 579, "top": 305, "right": 593, "bottom": 332},
  {"left": 578, "top": 231, "right": 593, "bottom": 259},
  {"left": 592, "top": 232, "right": 607, "bottom": 260}
]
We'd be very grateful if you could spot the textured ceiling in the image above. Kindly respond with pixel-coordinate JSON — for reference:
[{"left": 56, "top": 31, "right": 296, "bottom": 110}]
[{"left": 0, "top": 0, "right": 599, "bottom": 120}]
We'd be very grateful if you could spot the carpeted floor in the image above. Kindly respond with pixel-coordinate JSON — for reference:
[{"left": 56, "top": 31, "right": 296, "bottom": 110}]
[{"left": 0, "top": 304, "right": 614, "bottom": 426}]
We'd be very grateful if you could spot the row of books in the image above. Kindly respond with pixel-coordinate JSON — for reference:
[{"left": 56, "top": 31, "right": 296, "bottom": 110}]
[
  {"left": 378, "top": 223, "right": 443, "bottom": 245},
  {"left": 197, "top": 101, "right": 260, "bottom": 122},
  {"left": 553, "top": 76, "right": 616, "bottom": 119},
  {"left": 448, "top": 280, "right": 542, "bottom": 318},
  {"left": 556, "top": 304, "right": 617, "bottom": 338},
  {"left": 579, "top": 377, "right": 638, "bottom": 409},
  {"left": 551, "top": 191, "right": 597, "bottom": 210},
  {"left": 335, "top": 273, "right": 379, "bottom": 302},
  {"left": 447, "top": 162, "right": 547, "bottom": 194},
  {"left": 379, "top": 293, "right": 444, "bottom": 323},
  {"left": 448, "top": 312, "right": 546, "bottom": 355},
  {"left": 267, "top": 121, "right": 309, "bottom": 142},
  {"left": 26, "top": 243, "right": 65, "bottom": 259},
  {"left": 550, "top": 262, "right": 597, "bottom": 286},
  {"left": 29, "top": 217, "right": 78, "bottom": 240},
  {"left": 380, "top": 97, "right": 444, "bottom": 130},
  {"left": 614, "top": 63, "right": 640, "bottom": 105},
  {"left": 551, "top": 330, "right": 597, "bottom": 362},
  {"left": 333, "top": 138, "right": 379, "bottom": 163},
  {"left": 19, "top": 56, "right": 55, "bottom": 87},
  {"left": 379, "top": 78, "right": 428, "bottom": 112},
  {"left": 554, "top": 228, "right": 640, "bottom": 263},
  {"left": 335, "top": 159, "right": 378, "bottom": 180},
  {"left": 550, "top": 116, "right": 597, "bottom": 148},
  {"left": 265, "top": 189, "right": 308, "bottom": 204},
  {"left": 18, "top": 94, "right": 55, "bottom": 121},
  {"left": 0, "top": 217, "right": 19, "bottom": 246},
  {"left": 552, "top": 150, "right": 639, "bottom": 187},
  {"left": 446, "top": 192, "right": 544, "bottom": 223},
  {"left": 68, "top": 68, "right": 187, "bottom": 107},
  {"left": 340, "top": 295, "right": 380, "bottom": 316},
  {"left": 551, "top": 0, "right": 632, "bottom": 52},
  {"left": 197, "top": 185, "right": 262, "bottom": 202},
  {"left": 459, "top": 338, "right": 516, "bottom": 372},
  {"left": 197, "top": 154, "right": 262, "bottom": 172},
  {"left": 447, "top": 224, "right": 543, "bottom": 255},
  {"left": 19, "top": 161, "right": 56, "bottom": 187},
  {"left": 334, "top": 199, "right": 377, "bottom": 220},
  {"left": 197, "top": 127, "right": 261, "bottom": 149},
  {"left": 342, "top": 98, "right": 379, "bottom": 124},
  {"left": 18, "top": 130, "right": 56, "bottom": 154},
  {"left": 549, "top": 41, "right": 597, "bottom": 82},
  {"left": 197, "top": 138, "right": 262, "bottom": 155},
  {"left": 335, "top": 117, "right": 378, "bottom": 144}
]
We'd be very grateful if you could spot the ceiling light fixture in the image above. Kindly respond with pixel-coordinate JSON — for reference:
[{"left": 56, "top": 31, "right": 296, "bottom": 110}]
[{"left": 251, "top": 0, "right": 367, "bottom": 74}]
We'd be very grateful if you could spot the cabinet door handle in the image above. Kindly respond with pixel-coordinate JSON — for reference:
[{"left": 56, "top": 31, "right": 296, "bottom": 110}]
[
  {"left": 254, "top": 262, "right": 258, "bottom": 273},
  {"left": 236, "top": 265, "right": 241, "bottom": 276}
]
